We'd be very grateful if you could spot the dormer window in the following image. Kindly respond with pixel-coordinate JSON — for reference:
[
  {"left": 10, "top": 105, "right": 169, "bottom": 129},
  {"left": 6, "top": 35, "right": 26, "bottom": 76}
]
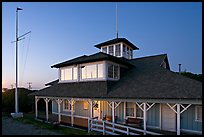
[
  {"left": 108, "top": 63, "right": 119, "bottom": 80},
  {"left": 60, "top": 66, "right": 78, "bottom": 81}
]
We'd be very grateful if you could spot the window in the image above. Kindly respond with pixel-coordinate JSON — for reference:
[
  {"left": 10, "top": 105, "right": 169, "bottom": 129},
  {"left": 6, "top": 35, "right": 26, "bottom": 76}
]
[
  {"left": 130, "top": 49, "right": 133, "bottom": 59},
  {"left": 60, "top": 66, "right": 78, "bottom": 81},
  {"left": 63, "top": 100, "right": 71, "bottom": 111},
  {"left": 102, "top": 47, "right": 107, "bottom": 53},
  {"left": 127, "top": 47, "right": 130, "bottom": 59},
  {"left": 98, "top": 64, "right": 104, "bottom": 78},
  {"left": 108, "top": 63, "right": 119, "bottom": 79},
  {"left": 136, "top": 107, "right": 143, "bottom": 119},
  {"left": 126, "top": 102, "right": 134, "bottom": 117},
  {"left": 65, "top": 68, "right": 72, "bottom": 80},
  {"left": 195, "top": 106, "right": 202, "bottom": 122},
  {"left": 81, "top": 63, "right": 104, "bottom": 80},
  {"left": 123, "top": 45, "right": 126, "bottom": 58},
  {"left": 115, "top": 44, "right": 121, "bottom": 56},
  {"left": 84, "top": 102, "right": 89, "bottom": 110},
  {"left": 109, "top": 45, "right": 114, "bottom": 56}
]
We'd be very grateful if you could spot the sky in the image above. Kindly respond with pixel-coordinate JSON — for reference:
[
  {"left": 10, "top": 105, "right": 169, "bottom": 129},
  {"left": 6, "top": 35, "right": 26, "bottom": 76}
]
[{"left": 2, "top": 2, "right": 202, "bottom": 90}]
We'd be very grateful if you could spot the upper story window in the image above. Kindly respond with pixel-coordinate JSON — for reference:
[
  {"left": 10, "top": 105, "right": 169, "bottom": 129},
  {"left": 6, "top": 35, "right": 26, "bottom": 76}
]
[
  {"left": 109, "top": 45, "right": 114, "bottom": 56},
  {"left": 60, "top": 66, "right": 77, "bottom": 81},
  {"left": 195, "top": 106, "right": 202, "bottom": 122},
  {"left": 108, "top": 63, "right": 119, "bottom": 79},
  {"left": 102, "top": 46, "right": 107, "bottom": 54},
  {"left": 81, "top": 63, "right": 104, "bottom": 80},
  {"left": 123, "top": 44, "right": 127, "bottom": 58},
  {"left": 115, "top": 44, "right": 121, "bottom": 57}
]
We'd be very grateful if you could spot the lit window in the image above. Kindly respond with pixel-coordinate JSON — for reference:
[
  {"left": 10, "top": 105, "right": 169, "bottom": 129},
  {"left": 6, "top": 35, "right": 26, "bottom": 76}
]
[
  {"left": 81, "top": 63, "right": 104, "bottom": 80},
  {"left": 65, "top": 68, "right": 72, "bottom": 80},
  {"left": 102, "top": 47, "right": 107, "bottom": 53},
  {"left": 195, "top": 106, "right": 202, "bottom": 122},
  {"left": 98, "top": 64, "right": 104, "bottom": 78},
  {"left": 84, "top": 102, "right": 89, "bottom": 110},
  {"left": 115, "top": 44, "right": 121, "bottom": 56},
  {"left": 60, "top": 66, "right": 78, "bottom": 81},
  {"left": 109, "top": 45, "right": 114, "bottom": 56},
  {"left": 61, "top": 69, "right": 65, "bottom": 81},
  {"left": 73, "top": 67, "right": 78, "bottom": 80}
]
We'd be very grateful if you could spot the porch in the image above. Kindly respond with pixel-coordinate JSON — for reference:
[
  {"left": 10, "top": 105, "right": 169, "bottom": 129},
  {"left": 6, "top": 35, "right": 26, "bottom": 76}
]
[{"left": 34, "top": 96, "right": 202, "bottom": 135}]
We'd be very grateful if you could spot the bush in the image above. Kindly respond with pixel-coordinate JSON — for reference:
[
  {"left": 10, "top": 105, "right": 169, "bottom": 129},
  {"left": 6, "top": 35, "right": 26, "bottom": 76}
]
[{"left": 2, "top": 88, "right": 35, "bottom": 113}]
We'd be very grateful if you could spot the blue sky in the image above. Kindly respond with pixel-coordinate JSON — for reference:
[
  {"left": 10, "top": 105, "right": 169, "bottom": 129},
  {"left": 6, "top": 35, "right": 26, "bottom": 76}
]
[{"left": 2, "top": 2, "right": 202, "bottom": 89}]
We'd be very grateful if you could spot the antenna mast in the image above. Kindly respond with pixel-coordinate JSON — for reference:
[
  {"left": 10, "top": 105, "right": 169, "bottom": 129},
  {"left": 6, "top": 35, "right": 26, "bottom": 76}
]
[
  {"left": 11, "top": 7, "right": 31, "bottom": 118},
  {"left": 116, "top": 2, "right": 118, "bottom": 38}
]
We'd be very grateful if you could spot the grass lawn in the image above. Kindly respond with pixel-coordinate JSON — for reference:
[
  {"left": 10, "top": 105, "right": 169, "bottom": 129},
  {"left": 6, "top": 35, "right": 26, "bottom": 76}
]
[{"left": 3, "top": 112, "right": 99, "bottom": 135}]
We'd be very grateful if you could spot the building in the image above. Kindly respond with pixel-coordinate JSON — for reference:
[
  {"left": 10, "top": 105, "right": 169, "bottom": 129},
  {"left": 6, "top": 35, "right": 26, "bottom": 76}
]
[{"left": 30, "top": 38, "right": 202, "bottom": 135}]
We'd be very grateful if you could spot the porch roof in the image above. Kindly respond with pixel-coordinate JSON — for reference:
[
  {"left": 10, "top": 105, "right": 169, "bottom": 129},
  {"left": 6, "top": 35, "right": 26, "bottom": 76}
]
[{"left": 29, "top": 54, "right": 202, "bottom": 100}]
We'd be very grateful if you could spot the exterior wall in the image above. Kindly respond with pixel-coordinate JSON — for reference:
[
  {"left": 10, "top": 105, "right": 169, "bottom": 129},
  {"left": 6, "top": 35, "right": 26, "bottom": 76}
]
[
  {"left": 181, "top": 105, "right": 202, "bottom": 132},
  {"left": 146, "top": 103, "right": 160, "bottom": 128}
]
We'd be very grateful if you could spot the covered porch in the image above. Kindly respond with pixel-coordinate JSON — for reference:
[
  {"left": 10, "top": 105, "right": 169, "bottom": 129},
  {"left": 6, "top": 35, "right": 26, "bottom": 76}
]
[{"left": 34, "top": 96, "right": 202, "bottom": 135}]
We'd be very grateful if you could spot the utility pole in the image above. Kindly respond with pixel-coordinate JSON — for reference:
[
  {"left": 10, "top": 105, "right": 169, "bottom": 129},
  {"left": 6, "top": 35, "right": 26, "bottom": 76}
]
[
  {"left": 27, "top": 82, "right": 32, "bottom": 90},
  {"left": 11, "top": 7, "right": 31, "bottom": 118}
]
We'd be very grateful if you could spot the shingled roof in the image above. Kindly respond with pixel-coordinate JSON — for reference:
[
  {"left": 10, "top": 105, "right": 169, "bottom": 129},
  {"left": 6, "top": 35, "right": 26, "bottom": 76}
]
[
  {"left": 30, "top": 54, "right": 202, "bottom": 99},
  {"left": 51, "top": 52, "right": 133, "bottom": 68},
  {"left": 94, "top": 38, "right": 139, "bottom": 50}
]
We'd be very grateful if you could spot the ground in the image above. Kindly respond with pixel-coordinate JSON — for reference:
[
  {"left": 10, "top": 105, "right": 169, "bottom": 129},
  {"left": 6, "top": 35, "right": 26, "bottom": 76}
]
[{"left": 2, "top": 116, "right": 62, "bottom": 135}]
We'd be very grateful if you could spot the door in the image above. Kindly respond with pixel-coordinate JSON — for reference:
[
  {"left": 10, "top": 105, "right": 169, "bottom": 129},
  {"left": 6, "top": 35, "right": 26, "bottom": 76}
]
[
  {"left": 93, "top": 101, "right": 100, "bottom": 119},
  {"left": 161, "top": 104, "right": 176, "bottom": 132}
]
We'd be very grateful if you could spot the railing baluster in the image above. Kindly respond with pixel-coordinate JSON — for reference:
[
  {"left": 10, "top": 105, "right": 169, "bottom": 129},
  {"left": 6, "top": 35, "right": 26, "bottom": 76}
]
[
  {"left": 127, "top": 127, "right": 129, "bottom": 135},
  {"left": 103, "top": 121, "right": 105, "bottom": 135}
]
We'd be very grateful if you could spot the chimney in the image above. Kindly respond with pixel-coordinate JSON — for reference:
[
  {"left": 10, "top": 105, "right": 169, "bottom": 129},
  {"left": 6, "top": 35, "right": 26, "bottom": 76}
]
[{"left": 179, "top": 64, "right": 181, "bottom": 74}]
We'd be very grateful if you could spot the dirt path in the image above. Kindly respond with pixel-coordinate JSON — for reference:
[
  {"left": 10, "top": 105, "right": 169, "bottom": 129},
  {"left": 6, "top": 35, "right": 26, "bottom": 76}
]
[{"left": 2, "top": 116, "right": 63, "bottom": 135}]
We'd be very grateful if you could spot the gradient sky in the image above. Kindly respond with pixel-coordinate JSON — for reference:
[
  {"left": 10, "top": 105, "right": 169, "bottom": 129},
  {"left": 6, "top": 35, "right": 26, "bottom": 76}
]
[{"left": 2, "top": 2, "right": 202, "bottom": 90}]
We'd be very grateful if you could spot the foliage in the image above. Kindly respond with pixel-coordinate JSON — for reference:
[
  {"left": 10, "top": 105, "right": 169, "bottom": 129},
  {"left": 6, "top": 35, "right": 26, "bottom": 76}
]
[
  {"left": 177, "top": 72, "right": 202, "bottom": 82},
  {"left": 2, "top": 88, "right": 35, "bottom": 113}
]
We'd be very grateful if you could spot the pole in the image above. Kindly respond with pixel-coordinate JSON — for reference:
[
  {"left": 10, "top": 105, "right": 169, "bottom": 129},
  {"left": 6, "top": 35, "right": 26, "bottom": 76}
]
[
  {"left": 116, "top": 2, "right": 118, "bottom": 38},
  {"left": 15, "top": 8, "right": 19, "bottom": 113}
]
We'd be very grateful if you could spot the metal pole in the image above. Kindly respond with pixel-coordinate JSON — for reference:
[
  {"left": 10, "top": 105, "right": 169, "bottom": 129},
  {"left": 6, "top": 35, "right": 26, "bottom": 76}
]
[
  {"left": 116, "top": 2, "right": 118, "bottom": 38},
  {"left": 15, "top": 8, "right": 19, "bottom": 113}
]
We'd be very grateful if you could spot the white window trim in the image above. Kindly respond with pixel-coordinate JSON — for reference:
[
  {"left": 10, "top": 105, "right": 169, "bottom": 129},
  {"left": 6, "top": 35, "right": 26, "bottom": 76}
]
[
  {"left": 59, "top": 66, "right": 78, "bottom": 82},
  {"left": 80, "top": 61, "right": 106, "bottom": 81},
  {"left": 195, "top": 106, "right": 202, "bottom": 122},
  {"left": 106, "top": 61, "right": 120, "bottom": 80},
  {"left": 63, "top": 100, "right": 75, "bottom": 112}
]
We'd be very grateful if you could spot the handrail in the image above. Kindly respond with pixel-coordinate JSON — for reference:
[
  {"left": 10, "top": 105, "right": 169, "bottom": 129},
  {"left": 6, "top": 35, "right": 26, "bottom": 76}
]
[{"left": 88, "top": 118, "right": 162, "bottom": 135}]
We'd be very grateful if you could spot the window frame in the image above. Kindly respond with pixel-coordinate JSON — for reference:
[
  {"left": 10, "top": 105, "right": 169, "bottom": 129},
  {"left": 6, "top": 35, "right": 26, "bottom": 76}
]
[
  {"left": 195, "top": 105, "right": 202, "bottom": 122},
  {"left": 107, "top": 62, "right": 120, "bottom": 80},
  {"left": 59, "top": 66, "right": 78, "bottom": 82}
]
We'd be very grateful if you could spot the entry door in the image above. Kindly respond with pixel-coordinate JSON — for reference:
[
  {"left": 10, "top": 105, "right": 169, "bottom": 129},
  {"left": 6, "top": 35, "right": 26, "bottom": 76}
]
[
  {"left": 161, "top": 104, "right": 176, "bottom": 132},
  {"left": 93, "top": 101, "right": 100, "bottom": 119}
]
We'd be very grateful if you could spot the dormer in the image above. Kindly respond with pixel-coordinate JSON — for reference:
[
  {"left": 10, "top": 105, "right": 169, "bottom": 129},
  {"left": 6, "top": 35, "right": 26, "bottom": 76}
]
[{"left": 94, "top": 38, "right": 139, "bottom": 59}]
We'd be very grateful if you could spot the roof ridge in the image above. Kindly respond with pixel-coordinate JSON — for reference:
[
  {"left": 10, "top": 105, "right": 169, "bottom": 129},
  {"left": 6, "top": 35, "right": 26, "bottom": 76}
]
[{"left": 132, "top": 53, "right": 167, "bottom": 60}]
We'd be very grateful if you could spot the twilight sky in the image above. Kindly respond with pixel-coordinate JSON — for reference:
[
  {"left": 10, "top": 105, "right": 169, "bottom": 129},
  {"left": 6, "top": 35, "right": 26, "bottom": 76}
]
[{"left": 2, "top": 2, "right": 202, "bottom": 90}]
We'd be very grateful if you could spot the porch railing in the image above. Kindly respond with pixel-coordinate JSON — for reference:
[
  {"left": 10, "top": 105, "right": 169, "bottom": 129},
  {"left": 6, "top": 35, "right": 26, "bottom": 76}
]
[{"left": 88, "top": 118, "right": 161, "bottom": 135}]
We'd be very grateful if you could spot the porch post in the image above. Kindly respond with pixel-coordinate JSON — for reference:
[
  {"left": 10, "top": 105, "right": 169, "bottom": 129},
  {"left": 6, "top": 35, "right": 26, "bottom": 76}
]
[
  {"left": 35, "top": 96, "right": 39, "bottom": 119},
  {"left": 177, "top": 104, "right": 180, "bottom": 135},
  {"left": 90, "top": 100, "right": 93, "bottom": 118},
  {"left": 124, "top": 101, "right": 126, "bottom": 120},
  {"left": 71, "top": 99, "right": 75, "bottom": 127},
  {"left": 57, "top": 99, "right": 63, "bottom": 122},
  {"left": 143, "top": 102, "right": 147, "bottom": 135},
  {"left": 112, "top": 101, "right": 115, "bottom": 123},
  {"left": 44, "top": 98, "right": 50, "bottom": 121}
]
